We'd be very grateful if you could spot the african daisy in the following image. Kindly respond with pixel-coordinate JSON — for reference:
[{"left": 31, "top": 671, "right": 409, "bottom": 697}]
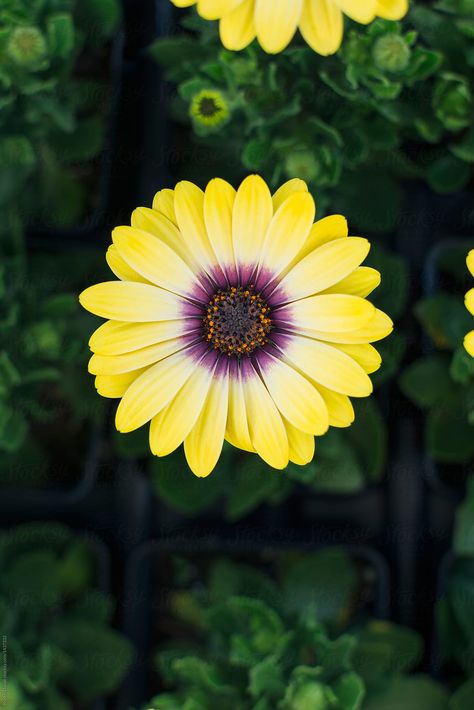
[
  {"left": 464, "top": 249, "right": 474, "bottom": 356},
  {"left": 80, "top": 176, "right": 393, "bottom": 477},
  {"left": 170, "top": 0, "right": 409, "bottom": 55}
]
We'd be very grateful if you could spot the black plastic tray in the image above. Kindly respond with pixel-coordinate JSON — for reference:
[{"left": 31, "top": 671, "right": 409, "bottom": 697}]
[
  {"left": 118, "top": 537, "right": 390, "bottom": 709},
  {"left": 0, "top": 424, "right": 104, "bottom": 517}
]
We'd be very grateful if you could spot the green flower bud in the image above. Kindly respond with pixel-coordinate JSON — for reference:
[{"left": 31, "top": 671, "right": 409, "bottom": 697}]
[
  {"left": 190, "top": 89, "right": 230, "bottom": 129},
  {"left": 433, "top": 76, "right": 472, "bottom": 131},
  {"left": 285, "top": 150, "right": 319, "bottom": 183},
  {"left": 290, "top": 682, "right": 329, "bottom": 710},
  {"left": 24, "top": 321, "right": 61, "bottom": 359},
  {"left": 372, "top": 34, "right": 411, "bottom": 73},
  {"left": 6, "top": 26, "right": 47, "bottom": 67}
]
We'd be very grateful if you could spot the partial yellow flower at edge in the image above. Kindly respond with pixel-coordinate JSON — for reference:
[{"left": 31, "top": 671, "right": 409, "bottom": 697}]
[
  {"left": 464, "top": 249, "right": 474, "bottom": 356},
  {"left": 79, "top": 176, "right": 393, "bottom": 478},
  {"left": 170, "top": 0, "right": 409, "bottom": 56}
]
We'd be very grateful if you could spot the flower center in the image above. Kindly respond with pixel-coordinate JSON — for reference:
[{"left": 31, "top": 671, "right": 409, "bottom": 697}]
[
  {"left": 203, "top": 285, "right": 272, "bottom": 357},
  {"left": 199, "top": 97, "right": 219, "bottom": 117}
]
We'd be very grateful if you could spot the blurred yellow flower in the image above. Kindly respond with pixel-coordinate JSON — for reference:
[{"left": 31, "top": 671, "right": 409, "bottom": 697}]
[
  {"left": 80, "top": 176, "right": 392, "bottom": 477},
  {"left": 171, "top": 0, "right": 409, "bottom": 55},
  {"left": 464, "top": 250, "right": 474, "bottom": 356}
]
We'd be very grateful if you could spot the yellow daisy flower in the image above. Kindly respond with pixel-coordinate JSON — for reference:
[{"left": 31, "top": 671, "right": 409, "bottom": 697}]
[
  {"left": 171, "top": 0, "right": 409, "bottom": 55},
  {"left": 464, "top": 249, "right": 474, "bottom": 356},
  {"left": 80, "top": 176, "right": 393, "bottom": 477}
]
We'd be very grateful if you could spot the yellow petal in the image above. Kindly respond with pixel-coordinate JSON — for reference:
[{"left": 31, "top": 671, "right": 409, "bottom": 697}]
[
  {"left": 170, "top": 0, "right": 197, "bottom": 6},
  {"left": 254, "top": 0, "right": 303, "bottom": 54},
  {"left": 260, "top": 353, "right": 329, "bottom": 435},
  {"left": 88, "top": 338, "right": 183, "bottom": 375},
  {"left": 184, "top": 369, "right": 229, "bottom": 477},
  {"left": 279, "top": 237, "right": 371, "bottom": 302},
  {"left": 204, "top": 178, "right": 236, "bottom": 275},
  {"left": 285, "top": 419, "right": 315, "bottom": 465},
  {"left": 112, "top": 226, "right": 200, "bottom": 298},
  {"left": 79, "top": 282, "right": 183, "bottom": 322},
  {"left": 465, "top": 330, "right": 474, "bottom": 357},
  {"left": 115, "top": 350, "right": 195, "bottom": 432},
  {"left": 272, "top": 179, "right": 308, "bottom": 212},
  {"left": 226, "top": 365, "right": 254, "bottom": 452},
  {"left": 300, "top": 0, "right": 343, "bottom": 56},
  {"left": 106, "top": 245, "right": 148, "bottom": 283},
  {"left": 150, "top": 365, "right": 213, "bottom": 456},
  {"left": 232, "top": 175, "right": 273, "bottom": 275},
  {"left": 300, "top": 308, "right": 393, "bottom": 344},
  {"left": 131, "top": 207, "right": 193, "bottom": 268},
  {"left": 284, "top": 335, "right": 373, "bottom": 397},
  {"left": 335, "top": 0, "right": 377, "bottom": 23},
  {"left": 89, "top": 320, "right": 185, "bottom": 355},
  {"left": 467, "top": 250, "right": 474, "bottom": 278},
  {"left": 278, "top": 294, "right": 375, "bottom": 333},
  {"left": 260, "top": 191, "right": 315, "bottom": 276},
  {"left": 220, "top": 0, "right": 255, "bottom": 50},
  {"left": 95, "top": 369, "right": 146, "bottom": 398},
  {"left": 316, "top": 383, "right": 355, "bottom": 428},
  {"left": 243, "top": 366, "right": 289, "bottom": 469},
  {"left": 174, "top": 181, "right": 218, "bottom": 274},
  {"left": 376, "top": 0, "right": 408, "bottom": 20},
  {"left": 197, "top": 0, "right": 242, "bottom": 20},
  {"left": 332, "top": 343, "right": 382, "bottom": 374},
  {"left": 321, "top": 266, "right": 381, "bottom": 298},
  {"left": 466, "top": 288, "right": 474, "bottom": 316},
  {"left": 152, "top": 189, "right": 177, "bottom": 226},
  {"left": 299, "top": 215, "right": 348, "bottom": 256}
]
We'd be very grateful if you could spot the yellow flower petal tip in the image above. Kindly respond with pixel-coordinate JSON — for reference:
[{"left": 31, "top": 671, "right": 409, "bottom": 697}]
[
  {"left": 465, "top": 254, "right": 474, "bottom": 358},
  {"left": 169, "top": 0, "right": 409, "bottom": 55},
  {"left": 79, "top": 175, "right": 393, "bottom": 477}
]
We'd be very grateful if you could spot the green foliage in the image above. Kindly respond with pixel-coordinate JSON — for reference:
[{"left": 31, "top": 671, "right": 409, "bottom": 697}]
[
  {"left": 147, "top": 395, "right": 386, "bottom": 521},
  {"left": 0, "top": 522, "right": 133, "bottom": 707},
  {"left": 149, "top": 3, "right": 474, "bottom": 227},
  {"left": 141, "top": 552, "right": 434, "bottom": 709},
  {"left": 436, "top": 555, "right": 474, "bottom": 678},
  {"left": 400, "top": 243, "right": 474, "bottom": 466},
  {"left": 0, "top": 0, "right": 120, "bottom": 243},
  {"left": 0, "top": 251, "right": 107, "bottom": 486}
]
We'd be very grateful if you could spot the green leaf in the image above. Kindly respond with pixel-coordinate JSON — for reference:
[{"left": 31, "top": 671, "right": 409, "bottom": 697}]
[
  {"left": 363, "top": 676, "right": 449, "bottom": 710},
  {"left": 49, "top": 116, "right": 105, "bottom": 163},
  {"left": 450, "top": 347, "right": 474, "bottom": 384},
  {"left": 426, "top": 394, "right": 474, "bottom": 463},
  {"left": 451, "top": 127, "right": 474, "bottom": 163},
  {"left": 454, "top": 476, "right": 474, "bottom": 555},
  {"left": 399, "top": 355, "right": 452, "bottom": 409},
  {"left": 2, "top": 551, "right": 61, "bottom": 609},
  {"left": 47, "top": 620, "right": 133, "bottom": 702},
  {"left": 242, "top": 138, "right": 272, "bottom": 170},
  {"left": 354, "top": 621, "right": 423, "bottom": 682},
  {"left": 75, "top": 0, "right": 121, "bottom": 43},
  {"left": 334, "top": 672, "right": 365, "bottom": 710},
  {"left": 450, "top": 677, "right": 474, "bottom": 710},
  {"left": 427, "top": 155, "right": 470, "bottom": 194},
  {"left": 150, "top": 448, "right": 226, "bottom": 515},
  {"left": 58, "top": 539, "right": 95, "bottom": 597},
  {"left": 249, "top": 656, "right": 284, "bottom": 699},
  {"left": 281, "top": 548, "right": 357, "bottom": 626},
  {"left": 367, "top": 246, "right": 409, "bottom": 320},
  {"left": 347, "top": 399, "right": 387, "bottom": 483},
  {"left": 46, "top": 13, "right": 75, "bottom": 59},
  {"left": 226, "top": 456, "right": 288, "bottom": 522}
]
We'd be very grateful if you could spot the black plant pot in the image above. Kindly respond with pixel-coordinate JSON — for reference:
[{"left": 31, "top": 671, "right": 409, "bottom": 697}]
[{"left": 0, "top": 423, "right": 104, "bottom": 517}]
